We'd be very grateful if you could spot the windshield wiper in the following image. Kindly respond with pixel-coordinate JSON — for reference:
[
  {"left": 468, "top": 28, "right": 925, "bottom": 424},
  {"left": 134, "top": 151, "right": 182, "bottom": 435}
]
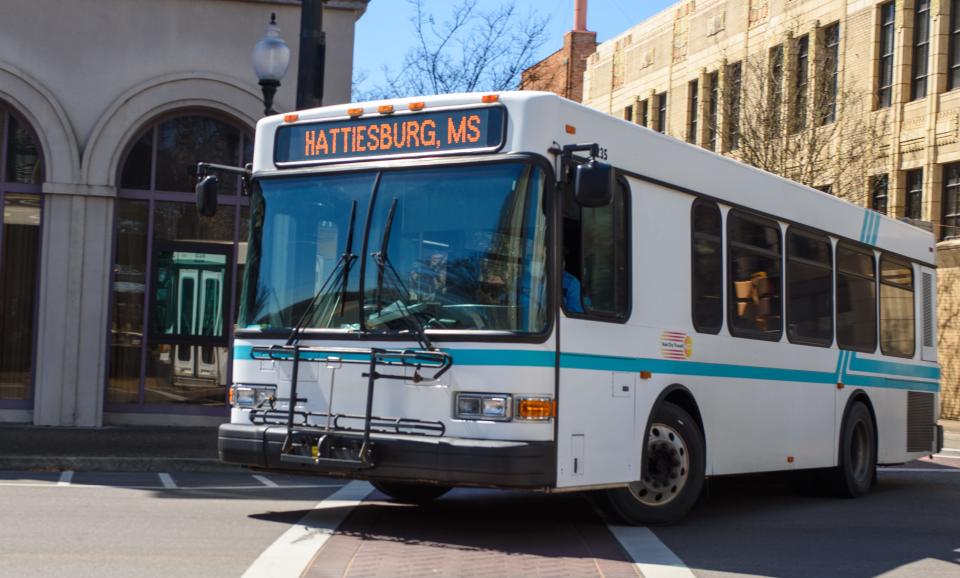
[
  {"left": 285, "top": 199, "right": 358, "bottom": 345},
  {"left": 370, "top": 197, "right": 435, "bottom": 351}
]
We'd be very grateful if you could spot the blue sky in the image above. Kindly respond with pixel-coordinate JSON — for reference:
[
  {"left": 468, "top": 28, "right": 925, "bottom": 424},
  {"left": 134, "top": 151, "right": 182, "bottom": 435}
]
[{"left": 353, "top": 0, "right": 678, "bottom": 95}]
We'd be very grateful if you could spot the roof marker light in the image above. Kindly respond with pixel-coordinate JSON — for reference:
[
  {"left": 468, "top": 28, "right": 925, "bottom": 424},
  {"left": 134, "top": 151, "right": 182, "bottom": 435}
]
[
  {"left": 347, "top": 107, "right": 363, "bottom": 117},
  {"left": 283, "top": 114, "right": 299, "bottom": 123},
  {"left": 378, "top": 104, "right": 395, "bottom": 114},
  {"left": 408, "top": 102, "right": 426, "bottom": 111},
  {"left": 565, "top": 124, "right": 577, "bottom": 135},
  {"left": 482, "top": 94, "right": 500, "bottom": 103}
]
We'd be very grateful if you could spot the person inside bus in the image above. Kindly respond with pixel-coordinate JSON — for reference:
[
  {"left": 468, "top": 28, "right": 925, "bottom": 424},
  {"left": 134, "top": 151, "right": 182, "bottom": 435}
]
[{"left": 562, "top": 244, "right": 587, "bottom": 313}]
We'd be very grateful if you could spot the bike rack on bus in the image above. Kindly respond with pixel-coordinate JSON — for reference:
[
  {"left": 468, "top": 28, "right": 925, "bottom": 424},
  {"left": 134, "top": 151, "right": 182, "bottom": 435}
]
[{"left": 248, "top": 344, "right": 452, "bottom": 469}]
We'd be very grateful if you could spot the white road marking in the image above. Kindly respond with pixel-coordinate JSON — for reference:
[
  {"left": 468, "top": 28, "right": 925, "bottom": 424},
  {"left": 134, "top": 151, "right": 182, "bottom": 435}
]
[
  {"left": 242, "top": 480, "right": 373, "bottom": 578},
  {"left": 608, "top": 525, "right": 696, "bottom": 578},
  {"left": 158, "top": 473, "right": 177, "bottom": 489},
  {"left": 252, "top": 474, "right": 279, "bottom": 488},
  {"left": 56, "top": 471, "right": 73, "bottom": 486},
  {"left": 880, "top": 468, "right": 960, "bottom": 473}
]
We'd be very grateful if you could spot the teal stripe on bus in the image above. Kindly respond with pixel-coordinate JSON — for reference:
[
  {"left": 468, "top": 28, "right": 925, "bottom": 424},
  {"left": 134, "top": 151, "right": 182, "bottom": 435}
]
[
  {"left": 848, "top": 354, "right": 940, "bottom": 380},
  {"left": 233, "top": 346, "right": 938, "bottom": 392}
]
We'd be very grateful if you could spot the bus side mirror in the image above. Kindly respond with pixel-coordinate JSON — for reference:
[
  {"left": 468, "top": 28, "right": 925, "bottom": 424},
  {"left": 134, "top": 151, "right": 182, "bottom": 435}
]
[
  {"left": 573, "top": 159, "right": 614, "bottom": 207},
  {"left": 196, "top": 175, "right": 219, "bottom": 217}
]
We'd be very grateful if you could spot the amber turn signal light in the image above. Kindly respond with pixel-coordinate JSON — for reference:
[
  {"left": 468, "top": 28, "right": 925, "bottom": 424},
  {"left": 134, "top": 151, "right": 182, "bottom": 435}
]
[{"left": 516, "top": 397, "right": 555, "bottom": 420}]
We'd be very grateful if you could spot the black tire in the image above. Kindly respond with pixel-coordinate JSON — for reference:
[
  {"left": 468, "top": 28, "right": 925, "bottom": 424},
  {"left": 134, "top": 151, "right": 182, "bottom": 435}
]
[
  {"left": 830, "top": 401, "right": 876, "bottom": 498},
  {"left": 370, "top": 480, "right": 451, "bottom": 503},
  {"left": 604, "top": 401, "right": 705, "bottom": 525}
]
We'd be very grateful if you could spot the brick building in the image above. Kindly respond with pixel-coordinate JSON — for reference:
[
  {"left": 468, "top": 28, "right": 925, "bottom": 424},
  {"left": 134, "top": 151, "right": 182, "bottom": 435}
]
[
  {"left": 520, "top": 0, "right": 597, "bottom": 101},
  {"left": 531, "top": 0, "right": 960, "bottom": 418}
]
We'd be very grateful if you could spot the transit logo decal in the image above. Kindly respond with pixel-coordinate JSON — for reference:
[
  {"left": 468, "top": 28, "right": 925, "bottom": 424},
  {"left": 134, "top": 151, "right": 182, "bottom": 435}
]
[{"left": 660, "top": 331, "right": 692, "bottom": 360}]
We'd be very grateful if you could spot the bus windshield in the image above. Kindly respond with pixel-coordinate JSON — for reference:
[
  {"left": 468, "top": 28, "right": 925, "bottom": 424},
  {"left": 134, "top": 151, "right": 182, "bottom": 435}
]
[{"left": 239, "top": 162, "right": 549, "bottom": 336}]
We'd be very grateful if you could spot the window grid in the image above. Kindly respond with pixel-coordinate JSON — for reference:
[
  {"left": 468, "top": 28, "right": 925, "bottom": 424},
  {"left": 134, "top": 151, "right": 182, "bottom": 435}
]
[
  {"left": 769, "top": 45, "right": 784, "bottom": 134},
  {"left": 794, "top": 35, "right": 810, "bottom": 131},
  {"left": 821, "top": 24, "right": 840, "bottom": 124},
  {"left": 878, "top": 2, "right": 896, "bottom": 108},
  {"left": 639, "top": 99, "right": 649, "bottom": 126},
  {"left": 913, "top": 0, "right": 931, "bottom": 100},
  {"left": 708, "top": 71, "right": 719, "bottom": 150},
  {"left": 951, "top": 0, "right": 960, "bottom": 90},
  {"left": 871, "top": 174, "right": 889, "bottom": 215},
  {"left": 624, "top": 105, "right": 633, "bottom": 122},
  {"left": 943, "top": 163, "right": 960, "bottom": 240},
  {"left": 657, "top": 92, "right": 668, "bottom": 134},
  {"left": 726, "top": 62, "right": 742, "bottom": 150},
  {"left": 906, "top": 169, "right": 923, "bottom": 220},
  {"left": 688, "top": 79, "right": 699, "bottom": 144}
]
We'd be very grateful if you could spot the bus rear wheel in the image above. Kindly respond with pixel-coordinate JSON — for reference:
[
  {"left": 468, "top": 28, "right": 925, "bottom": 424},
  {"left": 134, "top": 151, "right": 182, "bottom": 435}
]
[
  {"left": 605, "top": 401, "right": 705, "bottom": 525},
  {"left": 371, "top": 480, "right": 451, "bottom": 503},
  {"left": 830, "top": 401, "right": 876, "bottom": 498}
]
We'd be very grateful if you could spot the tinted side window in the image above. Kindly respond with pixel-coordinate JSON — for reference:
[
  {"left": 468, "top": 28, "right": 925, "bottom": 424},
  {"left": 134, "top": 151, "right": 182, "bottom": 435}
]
[
  {"left": 880, "top": 256, "right": 915, "bottom": 358},
  {"left": 579, "top": 182, "right": 630, "bottom": 319},
  {"left": 836, "top": 243, "right": 877, "bottom": 352},
  {"left": 728, "top": 211, "right": 782, "bottom": 339},
  {"left": 692, "top": 201, "right": 723, "bottom": 333},
  {"left": 786, "top": 229, "right": 833, "bottom": 345}
]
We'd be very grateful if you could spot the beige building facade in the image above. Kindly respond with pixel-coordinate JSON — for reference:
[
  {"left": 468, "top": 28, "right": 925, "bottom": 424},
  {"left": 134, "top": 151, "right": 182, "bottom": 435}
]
[{"left": 581, "top": 0, "right": 960, "bottom": 418}]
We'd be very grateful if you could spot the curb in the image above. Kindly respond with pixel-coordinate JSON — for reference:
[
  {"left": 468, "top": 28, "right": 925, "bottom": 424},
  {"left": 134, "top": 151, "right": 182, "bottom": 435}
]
[{"left": 0, "top": 456, "right": 242, "bottom": 473}]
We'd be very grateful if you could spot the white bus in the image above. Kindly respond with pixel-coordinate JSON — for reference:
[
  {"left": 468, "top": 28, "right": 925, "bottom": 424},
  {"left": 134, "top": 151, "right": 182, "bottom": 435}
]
[{"left": 209, "top": 92, "right": 942, "bottom": 524}]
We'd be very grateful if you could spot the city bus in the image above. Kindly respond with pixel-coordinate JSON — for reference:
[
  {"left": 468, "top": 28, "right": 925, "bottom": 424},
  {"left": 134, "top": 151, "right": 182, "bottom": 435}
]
[{"left": 207, "top": 91, "right": 942, "bottom": 524}]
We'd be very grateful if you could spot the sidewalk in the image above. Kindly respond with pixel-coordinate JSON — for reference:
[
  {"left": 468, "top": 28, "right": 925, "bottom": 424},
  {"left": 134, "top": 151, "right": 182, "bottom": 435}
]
[{"left": 0, "top": 425, "right": 238, "bottom": 472}]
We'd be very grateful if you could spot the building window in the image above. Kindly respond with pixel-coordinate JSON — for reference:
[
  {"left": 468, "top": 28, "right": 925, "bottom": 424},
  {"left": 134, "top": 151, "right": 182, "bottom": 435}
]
[
  {"left": 912, "top": 0, "right": 931, "bottom": 100},
  {"left": 871, "top": 174, "right": 889, "bottom": 214},
  {"left": 880, "top": 256, "right": 915, "bottom": 358},
  {"left": 821, "top": 23, "right": 840, "bottom": 124},
  {"left": 951, "top": 0, "right": 960, "bottom": 90},
  {"left": 906, "top": 169, "right": 923, "bottom": 220},
  {"left": 836, "top": 242, "right": 877, "bottom": 352},
  {"left": 769, "top": 45, "right": 784, "bottom": 134},
  {"left": 639, "top": 99, "right": 649, "bottom": 127},
  {"left": 816, "top": 184, "right": 833, "bottom": 195},
  {"left": 692, "top": 200, "right": 722, "bottom": 333},
  {"left": 563, "top": 180, "right": 630, "bottom": 320},
  {"left": 708, "top": 71, "right": 719, "bottom": 150},
  {"left": 726, "top": 61, "right": 742, "bottom": 150},
  {"left": 624, "top": 104, "right": 634, "bottom": 122},
  {"left": 943, "top": 163, "right": 960, "bottom": 240},
  {"left": 794, "top": 35, "right": 809, "bottom": 131},
  {"left": 108, "top": 112, "right": 253, "bottom": 411},
  {"left": 728, "top": 211, "right": 782, "bottom": 340},
  {"left": 657, "top": 92, "right": 668, "bottom": 133},
  {"left": 688, "top": 79, "right": 699, "bottom": 144},
  {"left": 878, "top": 1, "right": 896, "bottom": 108},
  {"left": 787, "top": 228, "right": 833, "bottom": 346},
  {"left": 0, "top": 104, "right": 43, "bottom": 408}
]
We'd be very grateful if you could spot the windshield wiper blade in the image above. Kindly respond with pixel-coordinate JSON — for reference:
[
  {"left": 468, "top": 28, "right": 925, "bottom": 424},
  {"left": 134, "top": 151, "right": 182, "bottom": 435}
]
[
  {"left": 370, "top": 197, "right": 435, "bottom": 351},
  {"left": 285, "top": 200, "right": 359, "bottom": 346}
]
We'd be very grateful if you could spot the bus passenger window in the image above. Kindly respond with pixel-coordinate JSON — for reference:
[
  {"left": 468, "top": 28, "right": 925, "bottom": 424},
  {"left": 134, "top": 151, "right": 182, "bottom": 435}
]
[
  {"left": 728, "top": 211, "right": 782, "bottom": 339},
  {"left": 563, "top": 180, "right": 630, "bottom": 320},
  {"left": 786, "top": 229, "right": 833, "bottom": 345},
  {"left": 880, "top": 256, "right": 915, "bottom": 358},
  {"left": 691, "top": 201, "right": 722, "bottom": 333},
  {"left": 836, "top": 243, "right": 877, "bottom": 352}
]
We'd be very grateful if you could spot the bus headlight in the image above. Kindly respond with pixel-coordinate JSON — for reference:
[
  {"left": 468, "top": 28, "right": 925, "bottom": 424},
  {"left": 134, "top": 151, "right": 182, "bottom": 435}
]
[
  {"left": 230, "top": 384, "right": 275, "bottom": 408},
  {"left": 455, "top": 393, "right": 511, "bottom": 421}
]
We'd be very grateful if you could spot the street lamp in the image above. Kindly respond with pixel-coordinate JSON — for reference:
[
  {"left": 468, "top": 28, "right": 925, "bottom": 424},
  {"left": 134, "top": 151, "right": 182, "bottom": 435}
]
[{"left": 252, "top": 12, "right": 291, "bottom": 116}]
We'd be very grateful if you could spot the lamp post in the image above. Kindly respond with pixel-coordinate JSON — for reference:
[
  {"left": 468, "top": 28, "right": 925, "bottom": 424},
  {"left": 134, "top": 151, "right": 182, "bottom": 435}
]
[{"left": 252, "top": 12, "right": 291, "bottom": 116}]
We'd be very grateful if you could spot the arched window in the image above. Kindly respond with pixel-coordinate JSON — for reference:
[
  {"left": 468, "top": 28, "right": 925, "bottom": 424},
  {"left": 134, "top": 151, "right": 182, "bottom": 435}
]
[
  {"left": 0, "top": 103, "right": 44, "bottom": 407},
  {"left": 108, "top": 111, "right": 252, "bottom": 412}
]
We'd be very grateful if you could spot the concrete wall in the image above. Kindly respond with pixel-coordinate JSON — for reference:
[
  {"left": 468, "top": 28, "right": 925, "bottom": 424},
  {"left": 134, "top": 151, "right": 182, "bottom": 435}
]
[{"left": 0, "top": 0, "right": 367, "bottom": 426}]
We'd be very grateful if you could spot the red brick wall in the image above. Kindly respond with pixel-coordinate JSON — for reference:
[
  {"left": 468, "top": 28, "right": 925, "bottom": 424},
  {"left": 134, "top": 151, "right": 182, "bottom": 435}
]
[{"left": 521, "top": 30, "right": 597, "bottom": 102}]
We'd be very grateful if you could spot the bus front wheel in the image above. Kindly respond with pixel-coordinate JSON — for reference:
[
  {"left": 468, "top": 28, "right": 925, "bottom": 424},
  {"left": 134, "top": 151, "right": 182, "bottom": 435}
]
[
  {"left": 605, "top": 401, "right": 705, "bottom": 525},
  {"left": 371, "top": 480, "right": 451, "bottom": 503}
]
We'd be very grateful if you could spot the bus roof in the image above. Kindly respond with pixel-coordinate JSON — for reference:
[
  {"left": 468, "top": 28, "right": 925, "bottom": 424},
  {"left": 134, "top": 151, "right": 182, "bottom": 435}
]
[{"left": 253, "top": 91, "right": 936, "bottom": 266}]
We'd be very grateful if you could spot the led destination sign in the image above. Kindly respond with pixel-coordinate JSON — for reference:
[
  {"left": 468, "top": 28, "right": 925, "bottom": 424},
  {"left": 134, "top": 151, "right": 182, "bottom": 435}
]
[{"left": 275, "top": 106, "right": 506, "bottom": 164}]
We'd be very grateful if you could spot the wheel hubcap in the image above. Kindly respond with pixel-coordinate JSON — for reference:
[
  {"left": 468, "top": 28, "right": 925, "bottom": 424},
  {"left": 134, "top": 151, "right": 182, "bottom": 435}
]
[{"left": 628, "top": 423, "right": 690, "bottom": 507}]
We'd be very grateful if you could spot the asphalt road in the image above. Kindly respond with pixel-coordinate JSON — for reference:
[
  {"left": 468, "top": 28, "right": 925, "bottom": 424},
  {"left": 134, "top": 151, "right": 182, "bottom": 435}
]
[{"left": 0, "top": 457, "right": 958, "bottom": 578}]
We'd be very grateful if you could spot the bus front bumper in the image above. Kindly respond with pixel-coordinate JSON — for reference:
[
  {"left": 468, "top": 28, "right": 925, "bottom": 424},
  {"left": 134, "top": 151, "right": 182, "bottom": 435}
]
[{"left": 218, "top": 423, "right": 556, "bottom": 489}]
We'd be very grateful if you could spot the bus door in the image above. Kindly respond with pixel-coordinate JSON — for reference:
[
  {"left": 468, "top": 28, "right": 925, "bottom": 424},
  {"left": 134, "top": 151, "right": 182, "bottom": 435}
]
[{"left": 556, "top": 178, "right": 639, "bottom": 488}]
